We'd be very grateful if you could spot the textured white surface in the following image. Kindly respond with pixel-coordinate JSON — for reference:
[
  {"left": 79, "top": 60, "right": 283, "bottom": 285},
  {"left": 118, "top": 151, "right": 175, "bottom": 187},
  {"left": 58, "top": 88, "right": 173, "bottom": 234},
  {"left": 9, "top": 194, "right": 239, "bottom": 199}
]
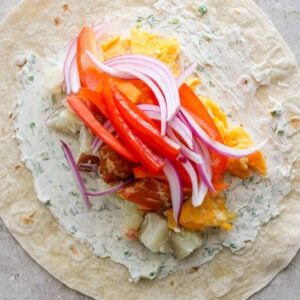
[{"left": 0, "top": 1, "right": 299, "bottom": 299}]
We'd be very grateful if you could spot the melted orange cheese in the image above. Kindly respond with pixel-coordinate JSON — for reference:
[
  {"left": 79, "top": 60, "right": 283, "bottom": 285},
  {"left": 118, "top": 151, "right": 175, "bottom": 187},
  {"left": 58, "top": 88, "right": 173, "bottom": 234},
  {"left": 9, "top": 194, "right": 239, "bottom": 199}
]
[{"left": 167, "top": 194, "right": 236, "bottom": 231}]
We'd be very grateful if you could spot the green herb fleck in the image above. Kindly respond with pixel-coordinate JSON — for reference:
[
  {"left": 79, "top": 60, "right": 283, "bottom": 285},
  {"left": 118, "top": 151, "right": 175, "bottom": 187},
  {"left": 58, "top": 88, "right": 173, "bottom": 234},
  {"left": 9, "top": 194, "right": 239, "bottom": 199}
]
[
  {"left": 255, "top": 195, "right": 263, "bottom": 203},
  {"left": 202, "top": 34, "right": 212, "bottom": 42},
  {"left": 242, "top": 176, "right": 254, "bottom": 188},
  {"left": 45, "top": 200, "right": 51, "bottom": 206},
  {"left": 172, "top": 18, "right": 180, "bottom": 25},
  {"left": 136, "top": 24, "right": 142, "bottom": 30},
  {"left": 204, "top": 247, "right": 214, "bottom": 256},
  {"left": 209, "top": 81, "right": 216, "bottom": 88},
  {"left": 29, "top": 54, "right": 37, "bottom": 64},
  {"left": 136, "top": 16, "right": 143, "bottom": 23},
  {"left": 230, "top": 242, "right": 237, "bottom": 249},
  {"left": 69, "top": 191, "right": 79, "bottom": 197},
  {"left": 288, "top": 10, "right": 300, "bottom": 18},
  {"left": 41, "top": 152, "right": 49, "bottom": 161},
  {"left": 124, "top": 250, "right": 131, "bottom": 258},
  {"left": 29, "top": 122, "right": 36, "bottom": 129},
  {"left": 27, "top": 76, "right": 34, "bottom": 82},
  {"left": 197, "top": 65, "right": 205, "bottom": 72},
  {"left": 146, "top": 14, "right": 157, "bottom": 28},
  {"left": 32, "top": 161, "right": 43, "bottom": 174},
  {"left": 238, "top": 210, "right": 244, "bottom": 218},
  {"left": 270, "top": 110, "right": 282, "bottom": 117},
  {"left": 272, "top": 124, "right": 285, "bottom": 136},
  {"left": 70, "top": 225, "right": 78, "bottom": 234},
  {"left": 277, "top": 129, "right": 284, "bottom": 136},
  {"left": 198, "top": 5, "right": 208, "bottom": 15}
]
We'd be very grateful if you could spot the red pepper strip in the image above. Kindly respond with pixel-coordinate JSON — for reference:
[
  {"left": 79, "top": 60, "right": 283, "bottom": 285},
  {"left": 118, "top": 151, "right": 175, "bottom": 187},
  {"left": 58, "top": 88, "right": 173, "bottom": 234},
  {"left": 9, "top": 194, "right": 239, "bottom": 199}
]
[
  {"left": 133, "top": 165, "right": 166, "bottom": 180},
  {"left": 78, "top": 87, "right": 107, "bottom": 117},
  {"left": 179, "top": 83, "right": 227, "bottom": 176},
  {"left": 102, "top": 80, "right": 165, "bottom": 174},
  {"left": 179, "top": 83, "right": 222, "bottom": 141},
  {"left": 77, "top": 27, "right": 105, "bottom": 90},
  {"left": 213, "top": 180, "right": 229, "bottom": 191},
  {"left": 67, "top": 94, "right": 137, "bottom": 163},
  {"left": 111, "top": 83, "right": 180, "bottom": 161}
]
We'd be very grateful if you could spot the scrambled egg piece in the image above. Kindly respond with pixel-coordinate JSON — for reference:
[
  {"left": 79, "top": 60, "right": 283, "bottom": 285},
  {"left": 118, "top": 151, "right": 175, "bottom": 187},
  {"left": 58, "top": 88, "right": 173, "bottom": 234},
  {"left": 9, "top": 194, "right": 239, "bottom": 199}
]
[
  {"left": 201, "top": 96, "right": 267, "bottom": 179},
  {"left": 167, "top": 194, "right": 236, "bottom": 231},
  {"left": 100, "top": 29, "right": 180, "bottom": 72},
  {"left": 201, "top": 96, "right": 228, "bottom": 137},
  {"left": 100, "top": 29, "right": 182, "bottom": 75},
  {"left": 101, "top": 35, "right": 131, "bottom": 60},
  {"left": 223, "top": 127, "right": 267, "bottom": 179},
  {"left": 130, "top": 29, "right": 180, "bottom": 73}
]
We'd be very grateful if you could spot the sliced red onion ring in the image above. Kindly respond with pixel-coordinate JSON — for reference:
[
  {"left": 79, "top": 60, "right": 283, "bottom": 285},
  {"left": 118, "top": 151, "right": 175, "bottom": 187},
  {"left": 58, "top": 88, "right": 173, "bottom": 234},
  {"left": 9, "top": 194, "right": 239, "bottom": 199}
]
[
  {"left": 138, "top": 104, "right": 193, "bottom": 149},
  {"left": 60, "top": 140, "right": 91, "bottom": 209},
  {"left": 91, "top": 120, "right": 115, "bottom": 154},
  {"left": 167, "top": 128, "right": 203, "bottom": 164},
  {"left": 163, "top": 159, "right": 183, "bottom": 224},
  {"left": 193, "top": 139, "right": 216, "bottom": 193},
  {"left": 196, "top": 181, "right": 208, "bottom": 207},
  {"left": 63, "top": 22, "right": 112, "bottom": 95},
  {"left": 69, "top": 56, "right": 81, "bottom": 93},
  {"left": 106, "top": 61, "right": 175, "bottom": 119},
  {"left": 63, "top": 38, "right": 77, "bottom": 94},
  {"left": 179, "top": 157, "right": 199, "bottom": 206},
  {"left": 176, "top": 62, "right": 197, "bottom": 88},
  {"left": 105, "top": 54, "right": 180, "bottom": 122},
  {"left": 86, "top": 178, "right": 134, "bottom": 197},
  {"left": 77, "top": 163, "right": 99, "bottom": 172},
  {"left": 86, "top": 54, "right": 135, "bottom": 79},
  {"left": 180, "top": 108, "right": 267, "bottom": 158},
  {"left": 87, "top": 50, "right": 168, "bottom": 134}
]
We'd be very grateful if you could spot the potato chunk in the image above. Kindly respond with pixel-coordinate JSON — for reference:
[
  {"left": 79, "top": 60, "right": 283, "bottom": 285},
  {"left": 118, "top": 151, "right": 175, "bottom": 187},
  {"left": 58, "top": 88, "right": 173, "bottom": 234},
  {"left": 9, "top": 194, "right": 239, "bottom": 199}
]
[
  {"left": 171, "top": 229, "right": 202, "bottom": 260},
  {"left": 138, "top": 213, "right": 171, "bottom": 254}
]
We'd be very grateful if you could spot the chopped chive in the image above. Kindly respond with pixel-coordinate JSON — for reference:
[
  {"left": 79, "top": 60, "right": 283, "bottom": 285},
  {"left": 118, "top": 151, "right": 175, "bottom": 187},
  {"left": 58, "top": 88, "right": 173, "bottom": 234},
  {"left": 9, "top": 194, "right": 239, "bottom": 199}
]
[
  {"left": 198, "top": 5, "right": 208, "bottom": 15},
  {"left": 29, "top": 122, "right": 36, "bottom": 129},
  {"left": 172, "top": 18, "right": 179, "bottom": 24}
]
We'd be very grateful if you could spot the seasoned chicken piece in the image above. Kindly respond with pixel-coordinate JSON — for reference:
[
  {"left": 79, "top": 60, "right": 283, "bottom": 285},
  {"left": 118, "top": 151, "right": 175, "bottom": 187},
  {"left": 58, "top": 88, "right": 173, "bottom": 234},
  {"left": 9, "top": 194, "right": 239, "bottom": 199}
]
[
  {"left": 118, "top": 178, "right": 172, "bottom": 212},
  {"left": 77, "top": 153, "right": 99, "bottom": 172},
  {"left": 98, "top": 143, "right": 136, "bottom": 184}
]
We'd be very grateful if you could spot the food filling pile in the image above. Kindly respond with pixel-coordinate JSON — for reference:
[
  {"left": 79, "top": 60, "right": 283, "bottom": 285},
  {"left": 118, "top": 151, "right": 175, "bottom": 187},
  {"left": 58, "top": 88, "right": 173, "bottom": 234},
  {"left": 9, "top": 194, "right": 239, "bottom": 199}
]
[{"left": 46, "top": 24, "right": 267, "bottom": 260}]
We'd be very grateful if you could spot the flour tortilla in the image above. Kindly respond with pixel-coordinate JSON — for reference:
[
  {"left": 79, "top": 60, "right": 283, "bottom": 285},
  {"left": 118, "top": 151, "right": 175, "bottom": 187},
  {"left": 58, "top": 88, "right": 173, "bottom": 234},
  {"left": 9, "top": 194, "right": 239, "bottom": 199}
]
[{"left": 0, "top": 0, "right": 299, "bottom": 299}]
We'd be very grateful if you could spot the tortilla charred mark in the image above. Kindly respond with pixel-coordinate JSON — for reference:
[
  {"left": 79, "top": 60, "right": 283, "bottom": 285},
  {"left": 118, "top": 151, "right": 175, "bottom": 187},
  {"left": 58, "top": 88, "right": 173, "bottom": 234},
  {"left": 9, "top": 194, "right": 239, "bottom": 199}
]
[
  {"left": 14, "top": 165, "right": 22, "bottom": 171},
  {"left": 288, "top": 116, "right": 300, "bottom": 130},
  {"left": 21, "top": 211, "right": 37, "bottom": 225},
  {"left": 98, "top": 144, "right": 136, "bottom": 184},
  {"left": 62, "top": 4, "right": 69, "bottom": 12},
  {"left": 54, "top": 17, "right": 61, "bottom": 26},
  {"left": 70, "top": 246, "right": 78, "bottom": 256}
]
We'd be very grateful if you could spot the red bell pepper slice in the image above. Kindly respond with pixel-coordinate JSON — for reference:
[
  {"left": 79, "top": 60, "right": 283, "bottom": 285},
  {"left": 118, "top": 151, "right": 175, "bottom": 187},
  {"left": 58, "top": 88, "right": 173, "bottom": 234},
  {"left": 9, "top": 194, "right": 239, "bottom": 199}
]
[
  {"left": 111, "top": 83, "right": 180, "bottom": 161},
  {"left": 179, "top": 83, "right": 227, "bottom": 175},
  {"left": 78, "top": 87, "right": 107, "bottom": 118},
  {"left": 77, "top": 27, "right": 105, "bottom": 90},
  {"left": 102, "top": 80, "right": 165, "bottom": 174},
  {"left": 67, "top": 94, "right": 137, "bottom": 163},
  {"left": 133, "top": 165, "right": 166, "bottom": 180}
]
